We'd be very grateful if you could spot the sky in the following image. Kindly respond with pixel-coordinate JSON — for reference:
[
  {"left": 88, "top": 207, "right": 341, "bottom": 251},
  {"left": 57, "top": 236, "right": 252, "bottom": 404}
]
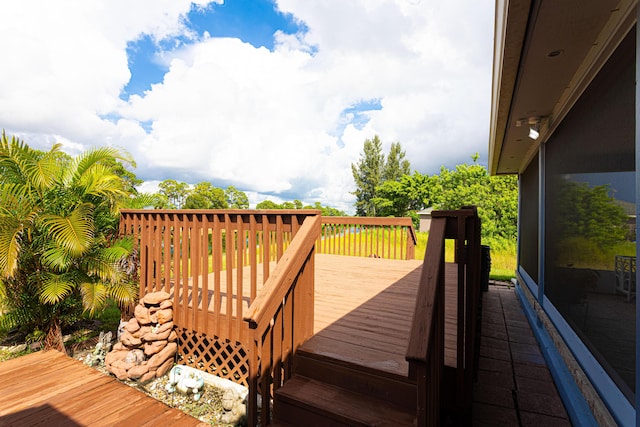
[{"left": 0, "top": 0, "right": 495, "bottom": 213}]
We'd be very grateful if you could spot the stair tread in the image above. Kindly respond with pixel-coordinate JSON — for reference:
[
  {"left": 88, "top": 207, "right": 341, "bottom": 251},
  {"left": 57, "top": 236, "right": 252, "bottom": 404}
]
[
  {"left": 296, "top": 348, "right": 412, "bottom": 383},
  {"left": 275, "top": 375, "right": 415, "bottom": 427},
  {"left": 294, "top": 349, "right": 416, "bottom": 411}
]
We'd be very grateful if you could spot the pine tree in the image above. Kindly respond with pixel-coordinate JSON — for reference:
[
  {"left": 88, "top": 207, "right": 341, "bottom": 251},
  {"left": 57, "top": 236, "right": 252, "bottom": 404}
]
[
  {"left": 351, "top": 136, "right": 384, "bottom": 216},
  {"left": 383, "top": 142, "right": 411, "bottom": 182}
]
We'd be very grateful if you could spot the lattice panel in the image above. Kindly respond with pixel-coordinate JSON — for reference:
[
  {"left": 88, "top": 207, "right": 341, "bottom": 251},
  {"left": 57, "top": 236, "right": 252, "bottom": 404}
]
[{"left": 175, "top": 327, "right": 249, "bottom": 387}]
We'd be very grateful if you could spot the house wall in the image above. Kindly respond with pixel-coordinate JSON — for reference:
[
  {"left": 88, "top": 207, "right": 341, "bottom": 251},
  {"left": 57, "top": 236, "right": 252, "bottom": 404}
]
[
  {"left": 518, "top": 27, "right": 637, "bottom": 426},
  {"left": 418, "top": 217, "right": 431, "bottom": 233}
]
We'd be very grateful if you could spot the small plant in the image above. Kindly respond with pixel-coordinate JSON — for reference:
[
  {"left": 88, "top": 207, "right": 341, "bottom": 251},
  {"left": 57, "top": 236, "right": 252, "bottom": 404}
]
[{"left": 25, "top": 328, "right": 45, "bottom": 346}]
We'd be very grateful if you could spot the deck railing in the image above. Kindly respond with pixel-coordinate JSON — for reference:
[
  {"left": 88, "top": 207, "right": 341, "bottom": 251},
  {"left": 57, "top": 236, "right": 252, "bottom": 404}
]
[
  {"left": 406, "top": 207, "right": 481, "bottom": 426},
  {"left": 119, "top": 209, "right": 319, "bottom": 345},
  {"left": 120, "top": 209, "right": 321, "bottom": 427},
  {"left": 243, "top": 214, "right": 321, "bottom": 427},
  {"left": 317, "top": 216, "right": 417, "bottom": 260}
]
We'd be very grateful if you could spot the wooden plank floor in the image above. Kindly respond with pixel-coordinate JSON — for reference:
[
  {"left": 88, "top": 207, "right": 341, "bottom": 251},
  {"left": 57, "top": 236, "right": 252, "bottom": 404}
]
[
  {"left": 306, "top": 254, "right": 458, "bottom": 378},
  {"left": 0, "top": 350, "right": 204, "bottom": 427},
  {"left": 167, "top": 253, "right": 458, "bottom": 379}
]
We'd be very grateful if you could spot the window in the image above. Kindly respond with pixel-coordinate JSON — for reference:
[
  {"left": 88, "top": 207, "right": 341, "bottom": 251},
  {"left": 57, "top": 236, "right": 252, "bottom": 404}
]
[
  {"left": 520, "top": 152, "right": 539, "bottom": 283},
  {"left": 544, "top": 30, "right": 636, "bottom": 398}
]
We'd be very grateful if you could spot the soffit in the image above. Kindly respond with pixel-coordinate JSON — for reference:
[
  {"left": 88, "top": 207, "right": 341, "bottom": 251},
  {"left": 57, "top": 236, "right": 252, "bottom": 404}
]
[{"left": 489, "top": 0, "right": 636, "bottom": 175}]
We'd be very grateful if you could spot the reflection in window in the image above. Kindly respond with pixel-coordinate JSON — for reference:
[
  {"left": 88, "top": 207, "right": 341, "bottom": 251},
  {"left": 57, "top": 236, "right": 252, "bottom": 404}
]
[
  {"left": 546, "top": 172, "right": 635, "bottom": 398},
  {"left": 544, "top": 28, "right": 636, "bottom": 399},
  {"left": 519, "top": 153, "right": 538, "bottom": 282}
]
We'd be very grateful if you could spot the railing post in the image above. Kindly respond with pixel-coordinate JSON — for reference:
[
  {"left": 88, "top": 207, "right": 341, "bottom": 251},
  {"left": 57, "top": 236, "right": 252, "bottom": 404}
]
[
  {"left": 406, "top": 216, "right": 446, "bottom": 426},
  {"left": 407, "top": 226, "right": 416, "bottom": 260}
]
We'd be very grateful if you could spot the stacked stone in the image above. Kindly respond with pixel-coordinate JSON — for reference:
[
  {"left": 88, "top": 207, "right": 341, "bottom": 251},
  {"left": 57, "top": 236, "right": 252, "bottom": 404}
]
[{"left": 105, "top": 291, "right": 177, "bottom": 384}]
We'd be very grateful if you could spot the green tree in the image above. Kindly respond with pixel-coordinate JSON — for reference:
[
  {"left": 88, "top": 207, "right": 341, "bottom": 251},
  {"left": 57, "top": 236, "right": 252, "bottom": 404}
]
[
  {"left": 0, "top": 133, "right": 137, "bottom": 351},
  {"left": 371, "top": 180, "right": 408, "bottom": 217},
  {"left": 431, "top": 155, "right": 518, "bottom": 241},
  {"left": 225, "top": 186, "right": 249, "bottom": 209},
  {"left": 183, "top": 182, "right": 228, "bottom": 209},
  {"left": 382, "top": 142, "right": 411, "bottom": 182},
  {"left": 554, "top": 181, "right": 628, "bottom": 246},
  {"left": 102, "top": 157, "right": 142, "bottom": 194},
  {"left": 158, "top": 179, "right": 189, "bottom": 208},
  {"left": 372, "top": 172, "right": 431, "bottom": 218},
  {"left": 351, "top": 135, "right": 384, "bottom": 216},
  {"left": 256, "top": 200, "right": 281, "bottom": 209},
  {"left": 303, "top": 202, "right": 346, "bottom": 216}
]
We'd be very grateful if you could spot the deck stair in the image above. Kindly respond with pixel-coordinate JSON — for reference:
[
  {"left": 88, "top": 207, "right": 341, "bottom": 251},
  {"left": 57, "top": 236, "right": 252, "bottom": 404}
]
[{"left": 272, "top": 349, "right": 416, "bottom": 426}]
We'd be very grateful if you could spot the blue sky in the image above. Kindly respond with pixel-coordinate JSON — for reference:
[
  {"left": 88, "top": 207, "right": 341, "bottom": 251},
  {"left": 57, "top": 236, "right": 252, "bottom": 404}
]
[
  {"left": 124, "top": 1, "right": 305, "bottom": 98},
  {"left": 0, "top": 0, "right": 495, "bottom": 213}
]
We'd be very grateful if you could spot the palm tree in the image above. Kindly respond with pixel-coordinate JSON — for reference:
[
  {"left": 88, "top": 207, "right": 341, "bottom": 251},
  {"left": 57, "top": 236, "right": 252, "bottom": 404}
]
[{"left": 0, "top": 132, "right": 138, "bottom": 352}]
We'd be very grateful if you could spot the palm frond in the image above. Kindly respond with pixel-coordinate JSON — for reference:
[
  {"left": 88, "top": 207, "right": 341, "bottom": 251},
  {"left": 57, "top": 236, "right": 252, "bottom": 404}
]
[
  {"left": 105, "top": 281, "right": 138, "bottom": 307},
  {"left": 79, "top": 281, "right": 108, "bottom": 315},
  {"left": 0, "top": 305, "right": 38, "bottom": 331},
  {"left": 63, "top": 147, "right": 133, "bottom": 186},
  {"left": 78, "top": 165, "right": 127, "bottom": 200},
  {"left": 41, "top": 203, "right": 95, "bottom": 256},
  {"left": 21, "top": 146, "right": 61, "bottom": 193},
  {"left": 0, "top": 217, "right": 23, "bottom": 278},
  {"left": 81, "top": 252, "right": 121, "bottom": 283},
  {"left": 0, "top": 133, "right": 29, "bottom": 184},
  {"left": 41, "top": 246, "right": 74, "bottom": 272},
  {"left": 81, "top": 238, "right": 132, "bottom": 284},
  {"left": 39, "top": 273, "right": 75, "bottom": 304},
  {"left": 123, "top": 193, "right": 162, "bottom": 209},
  {"left": 0, "top": 183, "right": 28, "bottom": 213}
]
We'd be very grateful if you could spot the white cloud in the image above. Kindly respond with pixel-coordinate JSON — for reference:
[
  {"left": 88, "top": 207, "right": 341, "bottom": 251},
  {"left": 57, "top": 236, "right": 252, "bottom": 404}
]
[{"left": 0, "top": 0, "right": 494, "bottom": 214}]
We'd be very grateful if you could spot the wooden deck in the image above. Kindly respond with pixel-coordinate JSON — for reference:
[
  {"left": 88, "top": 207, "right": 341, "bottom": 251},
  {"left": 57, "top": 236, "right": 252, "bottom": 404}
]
[
  {"left": 309, "top": 254, "right": 458, "bottom": 378},
  {"left": 174, "top": 253, "right": 458, "bottom": 377},
  {"left": 0, "top": 255, "right": 464, "bottom": 427},
  {"left": 0, "top": 350, "right": 204, "bottom": 427}
]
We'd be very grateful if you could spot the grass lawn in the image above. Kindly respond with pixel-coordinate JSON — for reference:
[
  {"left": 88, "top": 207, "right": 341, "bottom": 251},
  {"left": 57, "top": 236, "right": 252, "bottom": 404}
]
[{"left": 403, "top": 232, "right": 516, "bottom": 281}]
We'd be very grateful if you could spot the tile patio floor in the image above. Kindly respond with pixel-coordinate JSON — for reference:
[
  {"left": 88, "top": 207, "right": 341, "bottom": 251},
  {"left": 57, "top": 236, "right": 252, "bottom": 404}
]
[{"left": 473, "top": 283, "right": 572, "bottom": 426}]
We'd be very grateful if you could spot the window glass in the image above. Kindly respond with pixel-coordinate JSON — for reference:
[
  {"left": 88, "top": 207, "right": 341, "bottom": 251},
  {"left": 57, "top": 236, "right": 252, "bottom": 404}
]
[
  {"left": 544, "top": 30, "right": 636, "bottom": 398},
  {"left": 520, "top": 152, "right": 539, "bottom": 282}
]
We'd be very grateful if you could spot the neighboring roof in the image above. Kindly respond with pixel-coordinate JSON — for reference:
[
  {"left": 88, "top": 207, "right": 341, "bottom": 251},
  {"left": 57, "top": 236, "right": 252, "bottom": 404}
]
[
  {"left": 417, "top": 207, "right": 434, "bottom": 215},
  {"left": 488, "top": 0, "right": 636, "bottom": 175}
]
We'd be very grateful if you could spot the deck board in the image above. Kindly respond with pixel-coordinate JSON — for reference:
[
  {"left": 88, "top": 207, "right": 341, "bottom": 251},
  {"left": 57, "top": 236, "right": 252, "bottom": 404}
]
[
  {"left": 171, "top": 253, "right": 459, "bottom": 378},
  {"left": 0, "top": 351, "right": 203, "bottom": 426},
  {"left": 308, "top": 254, "right": 458, "bottom": 378}
]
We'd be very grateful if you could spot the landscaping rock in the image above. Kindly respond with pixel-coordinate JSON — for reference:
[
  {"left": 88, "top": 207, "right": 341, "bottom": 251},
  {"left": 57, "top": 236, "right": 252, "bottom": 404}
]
[
  {"left": 156, "top": 308, "right": 173, "bottom": 324},
  {"left": 105, "top": 292, "right": 176, "bottom": 382},
  {"left": 124, "top": 318, "right": 140, "bottom": 333},
  {"left": 134, "top": 305, "right": 151, "bottom": 325},
  {"left": 142, "top": 291, "right": 170, "bottom": 305},
  {"left": 121, "top": 331, "right": 142, "bottom": 347},
  {"left": 128, "top": 363, "right": 150, "bottom": 379},
  {"left": 144, "top": 340, "right": 167, "bottom": 356},
  {"left": 124, "top": 349, "right": 145, "bottom": 365}
]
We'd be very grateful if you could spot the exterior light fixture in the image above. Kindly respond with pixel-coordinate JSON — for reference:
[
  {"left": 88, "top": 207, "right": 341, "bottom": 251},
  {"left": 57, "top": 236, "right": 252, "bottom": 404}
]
[
  {"left": 528, "top": 117, "right": 540, "bottom": 140},
  {"left": 515, "top": 116, "right": 544, "bottom": 140}
]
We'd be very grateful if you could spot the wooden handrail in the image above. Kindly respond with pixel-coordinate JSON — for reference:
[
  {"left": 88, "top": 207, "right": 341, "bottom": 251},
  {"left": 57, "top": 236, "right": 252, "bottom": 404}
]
[
  {"left": 243, "top": 214, "right": 321, "bottom": 427},
  {"left": 405, "top": 217, "right": 446, "bottom": 427},
  {"left": 318, "top": 216, "right": 417, "bottom": 260},
  {"left": 405, "top": 207, "right": 482, "bottom": 426},
  {"left": 406, "top": 217, "right": 446, "bottom": 362},
  {"left": 244, "top": 214, "right": 321, "bottom": 332}
]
